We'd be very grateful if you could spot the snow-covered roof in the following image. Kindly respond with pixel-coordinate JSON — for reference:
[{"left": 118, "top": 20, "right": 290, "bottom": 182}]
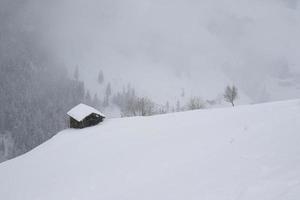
[{"left": 67, "top": 103, "right": 105, "bottom": 122}]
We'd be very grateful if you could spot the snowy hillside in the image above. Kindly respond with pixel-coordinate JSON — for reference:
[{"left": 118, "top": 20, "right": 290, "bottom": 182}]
[{"left": 1, "top": 100, "right": 300, "bottom": 200}]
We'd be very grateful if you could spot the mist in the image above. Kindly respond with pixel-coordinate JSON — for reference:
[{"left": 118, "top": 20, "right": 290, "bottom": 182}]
[
  {"left": 1, "top": 0, "right": 300, "bottom": 196},
  {"left": 17, "top": 0, "right": 298, "bottom": 104},
  {"left": 11, "top": 0, "right": 300, "bottom": 103}
]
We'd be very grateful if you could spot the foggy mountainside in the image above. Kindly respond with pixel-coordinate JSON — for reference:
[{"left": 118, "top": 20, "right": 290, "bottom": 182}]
[
  {"left": 0, "top": 0, "right": 300, "bottom": 162},
  {"left": 0, "top": 1, "right": 87, "bottom": 161},
  {"left": 39, "top": 0, "right": 300, "bottom": 104},
  {"left": 0, "top": 0, "right": 300, "bottom": 199}
]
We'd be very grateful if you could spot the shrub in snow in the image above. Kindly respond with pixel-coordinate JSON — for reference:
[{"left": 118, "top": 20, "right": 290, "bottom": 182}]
[{"left": 186, "top": 97, "right": 206, "bottom": 110}]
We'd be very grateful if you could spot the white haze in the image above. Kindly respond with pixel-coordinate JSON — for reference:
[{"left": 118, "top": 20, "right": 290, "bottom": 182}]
[{"left": 24, "top": 0, "right": 300, "bottom": 103}]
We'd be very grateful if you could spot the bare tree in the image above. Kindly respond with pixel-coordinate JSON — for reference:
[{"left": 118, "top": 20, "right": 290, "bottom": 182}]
[
  {"left": 121, "top": 96, "right": 155, "bottom": 117},
  {"left": 186, "top": 97, "right": 206, "bottom": 110},
  {"left": 136, "top": 97, "right": 155, "bottom": 116},
  {"left": 224, "top": 85, "right": 238, "bottom": 107}
]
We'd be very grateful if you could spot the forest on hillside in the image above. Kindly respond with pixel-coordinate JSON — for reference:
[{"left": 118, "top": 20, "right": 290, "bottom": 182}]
[{"left": 0, "top": 1, "right": 86, "bottom": 161}]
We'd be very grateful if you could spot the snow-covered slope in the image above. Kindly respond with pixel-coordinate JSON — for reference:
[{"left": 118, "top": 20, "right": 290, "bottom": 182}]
[{"left": 1, "top": 100, "right": 300, "bottom": 200}]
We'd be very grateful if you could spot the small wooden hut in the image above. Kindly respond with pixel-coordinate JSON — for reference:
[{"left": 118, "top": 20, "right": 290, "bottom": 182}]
[{"left": 67, "top": 103, "right": 105, "bottom": 129}]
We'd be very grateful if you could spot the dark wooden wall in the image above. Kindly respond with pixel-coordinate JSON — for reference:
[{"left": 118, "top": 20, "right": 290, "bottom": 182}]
[{"left": 69, "top": 113, "right": 104, "bottom": 129}]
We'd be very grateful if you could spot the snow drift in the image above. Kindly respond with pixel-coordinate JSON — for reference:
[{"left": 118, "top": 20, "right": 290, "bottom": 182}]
[{"left": 0, "top": 100, "right": 300, "bottom": 200}]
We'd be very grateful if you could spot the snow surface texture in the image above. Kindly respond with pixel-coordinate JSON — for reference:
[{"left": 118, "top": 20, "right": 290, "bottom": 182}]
[
  {"left": 67, "top": 103, "right": 105, "bottom": 121},
  {"left": 1, "top": 100, "right": 300, "bottom": 200}
]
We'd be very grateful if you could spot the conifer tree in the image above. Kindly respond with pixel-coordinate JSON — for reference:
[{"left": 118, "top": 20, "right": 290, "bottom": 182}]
[
  {"left": 98, "top": 70, "right": 104, "bottom": 85},
  {"left": 74, "top": 66, "right": 79, "bottom": 81}
]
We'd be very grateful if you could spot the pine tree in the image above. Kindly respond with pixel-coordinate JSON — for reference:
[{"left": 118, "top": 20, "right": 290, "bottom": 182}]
[
  {"left": 92, "top": 94, "right": 101, "bottom": 109},
  {"left": 102, "top": 83, "right": 112, "bottom": 107},
  {"left": 106, "top": 83, "right": 112, "bottom": 97},
  {"left": 165, "top": 101, "right": 170, "bottom": 113},
  {"left": 74, "top": 66, "right": 79, "bottom": 81},
  {"left": 176, "top": 100, "right": 181, "bottom": 112},
  {"left": 85, "top": 90, "right": 92, "bottom": 105},
  {"left": 181, "top": 88, "right": 185, "bottom": 98},
  {"left": 98, "top": 70, "right": 104, "bottom": 85}
]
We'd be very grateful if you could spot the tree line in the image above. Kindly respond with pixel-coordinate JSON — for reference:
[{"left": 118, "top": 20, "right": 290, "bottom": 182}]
[{"left": 91, "top": 69, "right": 238, "bottom": 117}]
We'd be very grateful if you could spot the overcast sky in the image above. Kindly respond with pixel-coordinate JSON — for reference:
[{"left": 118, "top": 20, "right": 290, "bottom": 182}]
[{"left": 15, "top": 0, "right": 300, "bottom": 103}]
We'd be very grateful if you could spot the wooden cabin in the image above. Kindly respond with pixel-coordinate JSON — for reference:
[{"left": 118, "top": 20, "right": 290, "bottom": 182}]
[{"left": 67, "top": 103, "right": 105, "bottom": 129}]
